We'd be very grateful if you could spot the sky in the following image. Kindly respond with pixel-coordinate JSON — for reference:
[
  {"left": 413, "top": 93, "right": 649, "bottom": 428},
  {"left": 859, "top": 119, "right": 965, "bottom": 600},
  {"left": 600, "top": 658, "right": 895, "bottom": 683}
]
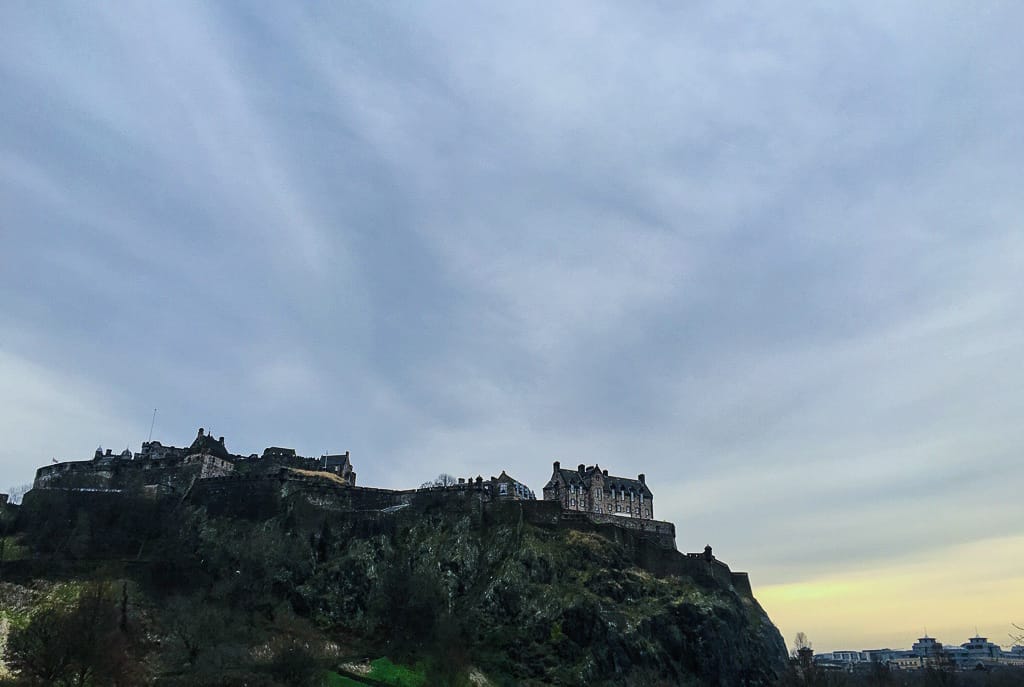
[{"left": 2, "top": 1, "right": 1022, "bottom": 653}]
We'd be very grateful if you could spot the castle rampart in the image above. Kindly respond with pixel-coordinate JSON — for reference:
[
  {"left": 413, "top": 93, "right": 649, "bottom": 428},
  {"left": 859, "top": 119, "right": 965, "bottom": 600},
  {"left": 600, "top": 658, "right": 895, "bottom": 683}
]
[{"left": 22, "top": 430, "right": 757, "bottom": 600}]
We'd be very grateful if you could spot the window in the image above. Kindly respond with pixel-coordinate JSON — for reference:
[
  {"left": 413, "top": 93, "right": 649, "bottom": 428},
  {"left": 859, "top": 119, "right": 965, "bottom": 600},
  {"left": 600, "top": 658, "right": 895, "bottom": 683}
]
[
  {"left": 499, "top": 483, "right": 508, "bottom": 495},
  {"left": 616, "top": 505, "right": 621, "bottom": 512},
  {"left": 570, "top": 498, "right": 576, "bottom": 506}
]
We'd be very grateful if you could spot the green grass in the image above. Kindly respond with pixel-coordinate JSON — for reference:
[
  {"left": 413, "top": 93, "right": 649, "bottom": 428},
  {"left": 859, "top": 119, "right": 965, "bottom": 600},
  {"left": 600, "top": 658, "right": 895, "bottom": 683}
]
[
  {"left": 367, "top": 657, "right": 427, "bottom": 686},
  {"left": 0, "top": 536, "right": 28, "bottom": 562},
  {"left": 324, "top": 658, "right": 426, "bottom": 687},
  {"left": 323, "top": 672, "right": 367, "bottom": 687}
]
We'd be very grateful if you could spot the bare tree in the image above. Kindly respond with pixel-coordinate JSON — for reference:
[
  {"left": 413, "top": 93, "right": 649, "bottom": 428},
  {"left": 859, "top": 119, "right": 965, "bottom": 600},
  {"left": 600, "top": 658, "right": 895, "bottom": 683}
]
[
  {"left": 5, "top": 482, "right": 31, "bottom": 505},
  {"left": 420, "top": 473, "right": 458, "bottom": 489}
]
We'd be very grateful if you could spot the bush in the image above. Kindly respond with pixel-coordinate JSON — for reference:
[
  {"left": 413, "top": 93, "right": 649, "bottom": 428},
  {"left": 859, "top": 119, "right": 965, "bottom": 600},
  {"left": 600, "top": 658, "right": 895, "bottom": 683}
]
[{"left": 4, "top": 582, "right": 142, "bottom": 686}]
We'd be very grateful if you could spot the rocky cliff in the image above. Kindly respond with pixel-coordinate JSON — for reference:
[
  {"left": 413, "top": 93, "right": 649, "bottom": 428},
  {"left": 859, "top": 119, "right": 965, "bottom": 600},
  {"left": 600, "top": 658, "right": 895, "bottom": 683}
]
[{"left": 2, "top": 484, "right": 786, "bottom": 685}]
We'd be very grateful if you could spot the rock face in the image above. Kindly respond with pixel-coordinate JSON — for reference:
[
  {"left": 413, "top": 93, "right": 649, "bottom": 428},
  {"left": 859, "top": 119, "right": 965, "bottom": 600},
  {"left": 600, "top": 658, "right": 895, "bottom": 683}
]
[
  {"left": 12, "top": 484, "right": 787, "bottom": 686},
  {"left": 310, "top": 500, "right": 786, "bottom": 685}
]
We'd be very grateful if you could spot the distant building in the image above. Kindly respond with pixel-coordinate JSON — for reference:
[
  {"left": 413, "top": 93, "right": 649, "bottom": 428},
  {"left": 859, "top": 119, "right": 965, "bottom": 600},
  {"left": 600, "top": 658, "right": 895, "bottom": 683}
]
[
  {"left": 830, "top": 651, "right": 867, "bottom": 664},
  {"left": 542, "top": 461, "right": 653, "bottom": 519},
  {"left": 489, "top": 471, "right": 535, "bottom": 500},
  {"left": 819, "top": 635, "right": 1024, "bottom": 672},
  {"left": 138, "top": 440, "right": 187, "bottom": 461},
  {"left": 32, "top": 428, "right": 359, "bottom": 494},
  {"left": 1004, "top": 646, "right": 1024, "bottom": 667},
  {"left": 961, "top": 636, "right": 1002, "bottom": 666},
  {"left": 320, "top": 452, "right": 356, "bottom": 486},
  {"left": 911, "top": 636, "right": 943, "bottom": 658},
  {"left": 93, "top": 447, "right": 132, "bottom": 463},
  {"left": 262, "top": 446, "right": 297, "bottom": 460}
]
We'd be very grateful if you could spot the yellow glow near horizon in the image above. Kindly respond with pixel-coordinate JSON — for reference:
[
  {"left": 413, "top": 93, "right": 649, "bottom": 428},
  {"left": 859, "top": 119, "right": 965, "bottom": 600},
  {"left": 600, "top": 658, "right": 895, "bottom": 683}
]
[{"left": 757, "top": 534, "right": 1024, "bottom": 653}]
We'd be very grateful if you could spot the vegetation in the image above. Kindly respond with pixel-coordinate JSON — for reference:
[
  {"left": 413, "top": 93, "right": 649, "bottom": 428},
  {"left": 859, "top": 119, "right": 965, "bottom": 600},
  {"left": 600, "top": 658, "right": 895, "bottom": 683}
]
[
  {"left": 0, "top": 488, "right": 786, "bottom": 685},
  {"left": 4, "top": 581, "right": 143, "bottom": 686}
]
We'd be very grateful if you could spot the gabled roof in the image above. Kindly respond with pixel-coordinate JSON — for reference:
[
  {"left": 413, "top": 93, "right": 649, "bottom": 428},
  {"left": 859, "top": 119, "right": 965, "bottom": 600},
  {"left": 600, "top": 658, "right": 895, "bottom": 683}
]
[
  {"left": 547, "top": 464, "right": 652, "bottom": 496},
  {"left": 604, "top": 475, "right": 650, "bottom": 495}
]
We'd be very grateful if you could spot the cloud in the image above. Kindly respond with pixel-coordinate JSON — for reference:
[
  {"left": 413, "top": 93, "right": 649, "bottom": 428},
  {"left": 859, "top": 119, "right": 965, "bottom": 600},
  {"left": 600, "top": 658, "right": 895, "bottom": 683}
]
[
  {"left": 0, "top": 350, "right": 138, "bottom": 487},
  {"left": 2, "top": 0, "right": 1024, "bottom": 650}
]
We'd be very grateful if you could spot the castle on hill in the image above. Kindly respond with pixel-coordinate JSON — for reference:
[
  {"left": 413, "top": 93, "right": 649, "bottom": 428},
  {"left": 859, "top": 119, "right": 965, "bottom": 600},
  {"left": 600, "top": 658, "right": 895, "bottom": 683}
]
[
  {"left": 32, "top": 428, "right": 552, "bottom": 506},
  {"left": 21, "top": 428, "right": 767, "bottom": 597},
  {"left": 34, "top": 429, "right": 659, "bottom": 521},
  {"left": 31, "top": 428, "right": 667, "bottom": 539},
  {"left": 34, "top": 428, "right": 356, "bottom": 494}
]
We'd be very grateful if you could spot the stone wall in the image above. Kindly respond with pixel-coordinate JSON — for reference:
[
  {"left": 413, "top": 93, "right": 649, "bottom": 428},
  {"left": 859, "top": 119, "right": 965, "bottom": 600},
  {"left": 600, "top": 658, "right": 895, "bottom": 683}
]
[
  {"left": 516, "top": 500, "right": 754, "bottom": 597},
  {"left": 33, "top": 455, "right": 234, "bottom": 495},
  {"left": 21, "top": 469, "right": 758, "bottom": 601}
]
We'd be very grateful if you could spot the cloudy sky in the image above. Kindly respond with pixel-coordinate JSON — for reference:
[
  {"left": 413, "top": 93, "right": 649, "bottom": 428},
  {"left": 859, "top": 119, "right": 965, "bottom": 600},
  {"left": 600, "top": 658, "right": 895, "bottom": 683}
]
[{"left": 2, "top": 2, "right": 1022, "bottom": 651}]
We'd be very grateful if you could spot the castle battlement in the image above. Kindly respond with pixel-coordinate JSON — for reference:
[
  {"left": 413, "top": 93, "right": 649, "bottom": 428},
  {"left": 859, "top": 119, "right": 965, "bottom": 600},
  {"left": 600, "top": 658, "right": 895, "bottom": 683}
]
[{"left": 24, "top": 430, "right": 763, "bottom": 594}]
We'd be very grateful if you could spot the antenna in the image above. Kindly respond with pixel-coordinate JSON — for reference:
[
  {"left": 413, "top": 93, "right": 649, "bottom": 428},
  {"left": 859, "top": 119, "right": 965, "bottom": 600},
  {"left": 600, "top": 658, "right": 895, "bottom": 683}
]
[{"left": 148, "top": 408, "right": 157, "bottom": 442}]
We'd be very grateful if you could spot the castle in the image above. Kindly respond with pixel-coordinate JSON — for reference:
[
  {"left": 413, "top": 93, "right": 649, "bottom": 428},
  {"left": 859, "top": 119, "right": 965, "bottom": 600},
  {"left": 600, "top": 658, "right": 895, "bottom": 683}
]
[
  {"left": 30, "top": 430, "right": 667, "bottom": 541},
  {"left": 33, "top": 428, "right": 355, "bottom": 494},
  {"left": 24, "top": 428, "right": 761, "bottom": 597},
  {"left": 31, "top": 428, "right": 546, "bottom": 505},
  {"left": 35, "top": 431, "right": 666, "bottom": 520},
  {"left": 542, "top": 461, "right": 654, "bottom": 519}
]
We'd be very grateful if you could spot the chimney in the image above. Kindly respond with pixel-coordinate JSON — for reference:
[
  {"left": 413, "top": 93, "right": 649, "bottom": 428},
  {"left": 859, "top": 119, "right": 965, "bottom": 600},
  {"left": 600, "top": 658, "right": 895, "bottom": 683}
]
[
  {"left": 553, "top": 460, "right": 560, "bottom": 471},
  {"left": 602, "top": 469, "right": 608, "bottom": 476},
  {"left": 638, "top": 473, "right": 645, "bottom": 484},
  {"left": 218, "top": 436, "right": 224, "bottom": 444},
  {"left": 578, "top": 464, "right": 585, "bottom": 474}
]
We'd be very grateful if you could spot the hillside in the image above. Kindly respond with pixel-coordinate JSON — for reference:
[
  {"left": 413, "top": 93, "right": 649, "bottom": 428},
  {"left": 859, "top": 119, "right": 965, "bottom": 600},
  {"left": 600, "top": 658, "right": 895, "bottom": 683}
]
[{"left": 0, "top": 483, "right": 786, "bottom": 686}]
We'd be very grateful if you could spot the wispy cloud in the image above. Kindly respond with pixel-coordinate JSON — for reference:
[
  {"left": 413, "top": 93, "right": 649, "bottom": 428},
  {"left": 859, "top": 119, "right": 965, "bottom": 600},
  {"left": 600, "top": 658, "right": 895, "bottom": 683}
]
[{"left": 2, "top": 0, "right": 1023, "bottom": 650}]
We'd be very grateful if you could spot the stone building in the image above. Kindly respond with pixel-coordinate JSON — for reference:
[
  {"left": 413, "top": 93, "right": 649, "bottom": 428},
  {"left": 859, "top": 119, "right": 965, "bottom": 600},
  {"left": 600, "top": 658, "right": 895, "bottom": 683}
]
[
  {"left": 93, "top": 447, "right": 133, "bottom": 462},
  {"left": 542, "top": 461, "right": 653, "bottom": 519},
  {"left": 32, "top": 428, "right": 358, "bottom": 494},
  {"left": 138, "top": 440, "right": 188, "bottom": 461},
  {"left": 488, "top": 470, "right": 535, "bottom": 500},
  {"left": 320, "top": 452, "right": 356, "bottom": 486},
  {"left": 262, "top": 446, "right": 297, "bottom": 460}
]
